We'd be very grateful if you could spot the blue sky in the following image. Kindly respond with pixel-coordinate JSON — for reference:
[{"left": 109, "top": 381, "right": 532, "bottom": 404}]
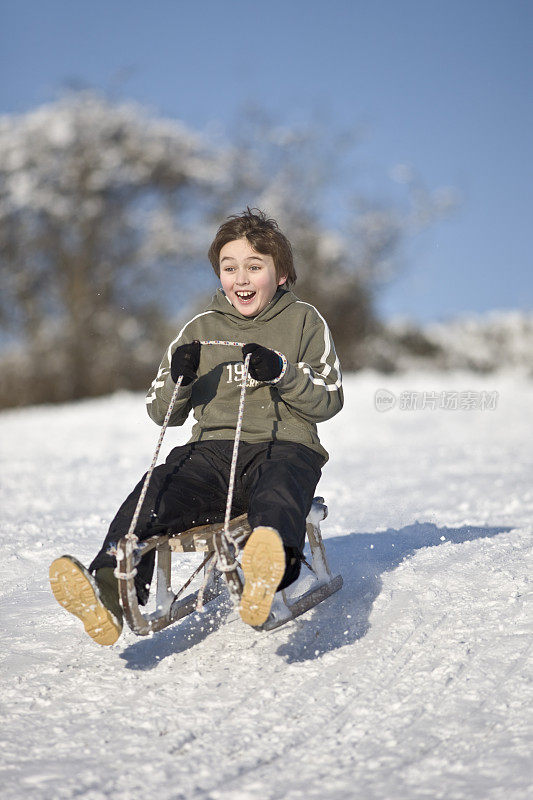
[{"left": 1, "top": 0, "right": 531, "bottom": 322}]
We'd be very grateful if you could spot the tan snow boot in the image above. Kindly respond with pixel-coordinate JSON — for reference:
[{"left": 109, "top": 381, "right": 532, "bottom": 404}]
[
  {"left": 49, "top": 556, "right": 122, "bottom": 646},
  {"left": 239, "top": 527, "right": 286, "bottom": 627}
]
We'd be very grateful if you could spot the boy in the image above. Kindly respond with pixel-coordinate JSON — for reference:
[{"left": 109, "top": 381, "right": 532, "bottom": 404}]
[{"left": 49, "top": 208, "right": 343, "bottom": 645}]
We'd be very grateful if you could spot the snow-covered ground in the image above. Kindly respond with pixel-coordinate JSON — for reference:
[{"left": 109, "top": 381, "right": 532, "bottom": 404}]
[{"left": 1, "top": 370, "right": 531, "bottom": 800}]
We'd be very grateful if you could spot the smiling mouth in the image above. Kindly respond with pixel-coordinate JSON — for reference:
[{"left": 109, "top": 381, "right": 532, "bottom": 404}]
[{"left": 235, "top": 290, "right": 256, "bottom": 303}]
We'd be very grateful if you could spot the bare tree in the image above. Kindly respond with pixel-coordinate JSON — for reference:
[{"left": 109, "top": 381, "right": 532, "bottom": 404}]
[{"left": 0, "top": 91, "right": 232, "bottom": 405}]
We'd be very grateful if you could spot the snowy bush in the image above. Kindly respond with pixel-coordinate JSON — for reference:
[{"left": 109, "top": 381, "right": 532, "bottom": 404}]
[{"left": 359, "top": 311, "right": 533, "bottom": 375}]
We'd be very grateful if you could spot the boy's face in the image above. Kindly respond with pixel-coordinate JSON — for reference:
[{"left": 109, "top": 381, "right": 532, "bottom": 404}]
[{"left": 219, "top": 237, "right": 286, "bottom": 317}]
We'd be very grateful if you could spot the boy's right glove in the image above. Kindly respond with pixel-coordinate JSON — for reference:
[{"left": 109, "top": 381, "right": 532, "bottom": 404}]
[{"left": 170, "top": 340, "right": 201, "bottom": 385}]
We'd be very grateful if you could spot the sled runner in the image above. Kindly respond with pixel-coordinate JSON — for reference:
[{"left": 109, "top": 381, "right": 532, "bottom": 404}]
[{"left": 116, "top": 495, "right": 342, "bottom": 636}]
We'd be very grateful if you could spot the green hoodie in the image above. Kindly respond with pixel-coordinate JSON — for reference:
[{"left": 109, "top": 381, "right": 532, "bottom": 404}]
[{"left": 146, "top": 288, "right": 343, "bottom": 462}]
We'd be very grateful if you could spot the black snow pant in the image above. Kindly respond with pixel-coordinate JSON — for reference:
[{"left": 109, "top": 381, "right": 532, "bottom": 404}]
[{"left": 89, "top": 440, "right": 323, "bottom": 604}]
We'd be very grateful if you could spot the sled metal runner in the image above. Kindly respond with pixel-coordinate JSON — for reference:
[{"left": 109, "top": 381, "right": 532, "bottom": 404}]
[{"left": 116, "top": 497, "right": 342, "bottom": 636}]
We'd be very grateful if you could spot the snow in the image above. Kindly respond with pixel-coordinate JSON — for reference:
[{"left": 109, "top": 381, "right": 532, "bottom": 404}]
[
  {"left": 1, "top": 371, "right": 531, "bottom": 800},
  {"left": 363, "top": 311, "right": 533, "bottom": 374}
]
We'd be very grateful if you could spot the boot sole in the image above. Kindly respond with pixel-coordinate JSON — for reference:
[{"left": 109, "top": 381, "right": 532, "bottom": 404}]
[
  {"left": 49, "top": 556, "right": 122, "bottom": 646},
  {"left": 240, "top": 527, "right": 285, "bottom": 627}
]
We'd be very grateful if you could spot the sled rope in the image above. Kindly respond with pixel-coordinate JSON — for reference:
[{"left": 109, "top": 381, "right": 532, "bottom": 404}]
[
  {"left": 224, "top": 351, "right": 251, "bottom": 541},
  {"left": 195, "top": 345, "right": 251, "bottom": 608},
  {"left": 199, "top": 339, "right": 246, "bottom": 347},
  {"left": 125, "top": 374, "right": 184, "bottom": 544},
  {"left": 207, "top": 349, "right": 252, "bottom": 602}
]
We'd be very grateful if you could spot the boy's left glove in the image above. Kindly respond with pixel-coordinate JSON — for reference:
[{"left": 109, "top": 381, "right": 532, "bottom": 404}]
[{"left": 242, "top": 343, "right": 283, "bottom": 382}]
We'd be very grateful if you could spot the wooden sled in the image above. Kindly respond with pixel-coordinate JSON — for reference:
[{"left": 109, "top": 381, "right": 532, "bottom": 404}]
[{"left": 116, "top": 497, "right": 343, "bottom": 636}]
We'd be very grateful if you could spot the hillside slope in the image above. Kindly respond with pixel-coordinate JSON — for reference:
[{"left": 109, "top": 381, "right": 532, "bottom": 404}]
[{"left": 0, "top": 371, "right": 531, "bottom": 800}]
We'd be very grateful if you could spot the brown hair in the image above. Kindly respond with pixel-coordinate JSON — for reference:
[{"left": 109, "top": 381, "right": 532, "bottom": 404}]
[{"left": 208, "top": 207, "right": 296, "bottom": 286}]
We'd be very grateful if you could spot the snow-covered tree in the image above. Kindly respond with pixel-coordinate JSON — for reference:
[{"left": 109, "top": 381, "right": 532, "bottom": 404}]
[{"left": 0, "top": 91, "right": 233, "bottom": 404}]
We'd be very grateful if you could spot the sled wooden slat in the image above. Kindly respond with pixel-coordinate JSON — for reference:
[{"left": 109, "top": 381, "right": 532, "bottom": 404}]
[
  {"left": 116, "top": 497, "right": 342, "bottom": 637},
  {"left": 167, "top": 514, "right": 251, "bottom": 553}
]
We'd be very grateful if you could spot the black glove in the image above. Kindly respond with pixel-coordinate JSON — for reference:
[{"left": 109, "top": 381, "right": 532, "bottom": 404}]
[
  {"left": 242, "top": 343, "right": 283, "bottom": 382},
  {"left": 170, "top": 340, "right": 201, "bottom": 385}
]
